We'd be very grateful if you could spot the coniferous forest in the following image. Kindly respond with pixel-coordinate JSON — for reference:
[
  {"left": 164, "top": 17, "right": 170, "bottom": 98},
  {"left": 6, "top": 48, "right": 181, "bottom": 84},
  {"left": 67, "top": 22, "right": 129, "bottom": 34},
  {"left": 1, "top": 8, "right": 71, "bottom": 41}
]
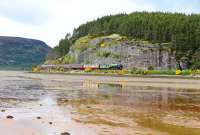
[{"left": 50, "top": 12, "right": 200, "bottom": 69}]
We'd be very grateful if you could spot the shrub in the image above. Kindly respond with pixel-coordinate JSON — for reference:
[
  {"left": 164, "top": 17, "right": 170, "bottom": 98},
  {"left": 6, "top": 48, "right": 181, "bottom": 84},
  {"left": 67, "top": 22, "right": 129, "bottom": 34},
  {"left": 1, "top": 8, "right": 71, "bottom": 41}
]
[
  {"left": 59, "top": 67, "right": 65, "bottom": 72},
  {"left": 72, "top": 35, "right": 94, "bottom": 52},
  {"left": 100, "top": 43, "right": 106, "bottom": 48},
  {"left": 180, "top": 70, "right": 191, "bottom": 75},
  {"left": 148, "top": 65, "right": 154, "bottom": 70},
  {"left": 130, "top": 68, "right": 144, "bottom": 75},
  {"left": 62, "top": 55, "right": 75, "bottom": 64},
  {"left": 191, "top": 69, "right": 200, "bottom": 75},
  {"left": 118, "top": 69, "right": 129, "bottom": 75},
  {"left": 53, "top": 59, "right": 60, "bottom": 64},
  {"left": 84, "top": 67, "right": 92, "bottom": 72},
  {"left": 147, "top": 70, "right": 175, "bottom": 75},
  {"left": 176, "top": 70, "right": 182, "bottom": 75},
  {"left": 32, "top": 66, "right": 40, "bottom": 72}
]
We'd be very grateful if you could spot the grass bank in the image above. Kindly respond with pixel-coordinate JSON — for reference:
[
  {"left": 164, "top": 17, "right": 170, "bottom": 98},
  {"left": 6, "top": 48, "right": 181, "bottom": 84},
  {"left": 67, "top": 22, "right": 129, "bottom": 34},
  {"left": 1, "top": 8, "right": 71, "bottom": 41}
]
[{"left": 31, "top": 68, "right": 200, "bottom": 79}]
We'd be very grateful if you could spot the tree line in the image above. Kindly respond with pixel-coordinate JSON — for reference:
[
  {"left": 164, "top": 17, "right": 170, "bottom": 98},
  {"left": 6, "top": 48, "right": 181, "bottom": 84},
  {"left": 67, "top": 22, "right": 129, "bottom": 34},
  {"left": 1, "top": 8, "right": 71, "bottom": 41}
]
[{"left": 49, "top": 12, "right": 200, "bottom": 69}]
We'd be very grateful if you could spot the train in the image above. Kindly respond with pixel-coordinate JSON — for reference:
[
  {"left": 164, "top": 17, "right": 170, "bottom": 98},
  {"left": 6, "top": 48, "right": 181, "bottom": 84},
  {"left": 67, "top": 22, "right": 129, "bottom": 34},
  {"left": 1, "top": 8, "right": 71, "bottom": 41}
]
[{"left": 40, "top": 64, "right": 123, "bottom": 70}]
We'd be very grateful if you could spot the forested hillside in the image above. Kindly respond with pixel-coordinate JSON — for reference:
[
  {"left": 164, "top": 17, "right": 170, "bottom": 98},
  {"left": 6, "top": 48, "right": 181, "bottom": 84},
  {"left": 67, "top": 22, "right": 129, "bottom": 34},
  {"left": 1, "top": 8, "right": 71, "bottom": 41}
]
[
  {"left": 49, "top": 12, "right": 200, "bottom": 69},
  {"left": 0, "top": 36, "right": 51, "bottom": 69}
]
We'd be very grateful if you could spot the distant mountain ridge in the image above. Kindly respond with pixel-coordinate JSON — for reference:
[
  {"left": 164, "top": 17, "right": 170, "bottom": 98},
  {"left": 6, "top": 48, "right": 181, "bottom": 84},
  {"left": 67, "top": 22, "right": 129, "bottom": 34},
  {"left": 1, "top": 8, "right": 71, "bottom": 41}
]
[{"left": 0, "top": 36, "right": 51, "bottom": 69}]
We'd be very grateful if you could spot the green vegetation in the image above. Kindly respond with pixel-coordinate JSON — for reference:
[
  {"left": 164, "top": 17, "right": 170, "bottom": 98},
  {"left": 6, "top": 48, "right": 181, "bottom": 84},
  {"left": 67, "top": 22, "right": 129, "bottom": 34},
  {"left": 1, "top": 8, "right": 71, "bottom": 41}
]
[
  {"left": 35, "top": 67, "right": 200, "bottom": 76},
  {"left": 46, "top": 33, "right": 72, "bottom": 60},
  {"left": 72, "top": 35, "right": 97, "bottom": 51},
  {"left": 0, "top": 36, "right": 51, "bottom": 70},
  {"left": 129, "top": 69, "right": 193, "bottom": 76},
  {"left": 71, "top": 12, "right": 200, "bottom": 69},
  {"left": 46, "top": 12, "right": 200, "bottom": 70},
  {"left": 52, "top": 55, "right": 75, "bottom": 64},
  {"left": 85, "top": 69, "right": 199, "bottom": 76}
]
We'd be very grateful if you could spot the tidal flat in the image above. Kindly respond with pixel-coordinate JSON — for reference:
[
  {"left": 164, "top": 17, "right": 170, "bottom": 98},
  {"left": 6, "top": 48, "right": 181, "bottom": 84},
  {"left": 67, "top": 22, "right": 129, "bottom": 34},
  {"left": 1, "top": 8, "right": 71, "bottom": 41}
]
[{"left": 0, "top": 71, "right": 200, "bottom": 135}]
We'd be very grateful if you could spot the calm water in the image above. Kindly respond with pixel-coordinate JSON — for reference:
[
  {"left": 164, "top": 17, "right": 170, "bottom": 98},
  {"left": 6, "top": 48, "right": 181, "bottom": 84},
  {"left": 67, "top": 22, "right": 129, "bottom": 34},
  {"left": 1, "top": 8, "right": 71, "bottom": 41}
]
[{"left": 0, "top": 71, "right": 200, "bottom": 135}]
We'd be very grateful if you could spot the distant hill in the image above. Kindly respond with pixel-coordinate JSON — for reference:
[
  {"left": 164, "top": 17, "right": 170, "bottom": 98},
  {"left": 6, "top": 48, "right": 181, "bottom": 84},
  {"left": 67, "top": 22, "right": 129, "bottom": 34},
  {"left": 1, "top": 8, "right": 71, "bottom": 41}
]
[{"left": 0, "top": 36, "right": 51, "bottom": 70}]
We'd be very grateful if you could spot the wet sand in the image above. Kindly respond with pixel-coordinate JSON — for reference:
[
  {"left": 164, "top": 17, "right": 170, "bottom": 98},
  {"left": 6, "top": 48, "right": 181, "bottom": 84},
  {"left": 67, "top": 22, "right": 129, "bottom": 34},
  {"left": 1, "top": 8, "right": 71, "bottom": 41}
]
[{"left": 0, "top": 71, "right": 200, "bottom": 135}]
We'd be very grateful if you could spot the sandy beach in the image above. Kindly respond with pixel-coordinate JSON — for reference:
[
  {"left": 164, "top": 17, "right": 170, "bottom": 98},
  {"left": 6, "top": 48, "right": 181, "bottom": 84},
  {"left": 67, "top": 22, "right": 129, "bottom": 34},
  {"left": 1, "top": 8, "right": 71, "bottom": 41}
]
[{"left": 0, "top": 71, "right": 200, "bottom": 135}]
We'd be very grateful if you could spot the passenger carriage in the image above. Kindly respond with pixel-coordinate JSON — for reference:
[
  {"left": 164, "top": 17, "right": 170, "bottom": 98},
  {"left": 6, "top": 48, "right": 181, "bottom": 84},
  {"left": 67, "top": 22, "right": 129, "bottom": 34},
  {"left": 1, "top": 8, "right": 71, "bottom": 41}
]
[{"left": 40, "top": 64, "right": 123, "bottom": 71}]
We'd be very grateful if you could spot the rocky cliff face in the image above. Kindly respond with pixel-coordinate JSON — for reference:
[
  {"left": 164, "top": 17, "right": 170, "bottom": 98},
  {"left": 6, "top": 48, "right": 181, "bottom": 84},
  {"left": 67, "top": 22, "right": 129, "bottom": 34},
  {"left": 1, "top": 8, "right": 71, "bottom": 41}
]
[{"left": 65, "top": 34, "right": 176, "bottom": 70}]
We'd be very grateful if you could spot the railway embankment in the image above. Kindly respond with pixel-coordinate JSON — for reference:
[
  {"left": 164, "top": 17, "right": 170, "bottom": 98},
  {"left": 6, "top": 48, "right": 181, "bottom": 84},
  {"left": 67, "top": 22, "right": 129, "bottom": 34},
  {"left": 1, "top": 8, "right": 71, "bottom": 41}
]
[{"left": 32, "top": 66, "right": 200, "bottom": 79}]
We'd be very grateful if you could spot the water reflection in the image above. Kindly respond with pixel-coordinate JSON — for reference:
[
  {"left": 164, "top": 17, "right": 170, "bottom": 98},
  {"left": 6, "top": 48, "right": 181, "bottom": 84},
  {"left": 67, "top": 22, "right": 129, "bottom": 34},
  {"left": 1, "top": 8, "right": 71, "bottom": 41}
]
[
  {"left": 82, "top": 80, "right": 200, "bottom": 112},
  {"left": 0, "top": 72, "right": 200, "bottom": 134},
  {"left": 1, "top": 74, "right": 200, "bottom": 113}
]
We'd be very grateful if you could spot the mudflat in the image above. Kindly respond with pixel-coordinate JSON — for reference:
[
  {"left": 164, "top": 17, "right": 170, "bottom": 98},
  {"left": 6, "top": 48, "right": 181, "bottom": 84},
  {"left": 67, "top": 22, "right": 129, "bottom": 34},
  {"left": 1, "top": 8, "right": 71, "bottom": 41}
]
[{"left": 0, "top": 71, "right": 200, "bottom": 135}]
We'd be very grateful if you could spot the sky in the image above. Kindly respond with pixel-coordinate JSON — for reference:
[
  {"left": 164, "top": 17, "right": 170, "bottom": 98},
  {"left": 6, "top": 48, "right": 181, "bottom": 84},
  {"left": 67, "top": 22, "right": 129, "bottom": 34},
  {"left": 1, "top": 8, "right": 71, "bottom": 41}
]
[{"left": 0, "top": 0, "right": 200, "bottom": 47}]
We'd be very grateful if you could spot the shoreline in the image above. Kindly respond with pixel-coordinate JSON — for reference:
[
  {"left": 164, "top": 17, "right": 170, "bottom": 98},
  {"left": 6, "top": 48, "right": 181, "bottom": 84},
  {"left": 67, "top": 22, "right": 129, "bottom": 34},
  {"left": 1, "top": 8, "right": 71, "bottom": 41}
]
[{"left": 30, "top": 71, "right": 200, "bottom": 80}]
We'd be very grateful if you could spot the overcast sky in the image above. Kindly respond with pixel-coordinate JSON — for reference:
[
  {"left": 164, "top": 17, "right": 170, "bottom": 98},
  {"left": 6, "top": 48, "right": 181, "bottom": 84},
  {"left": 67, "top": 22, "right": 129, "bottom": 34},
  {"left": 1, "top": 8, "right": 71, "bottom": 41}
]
[{"left": 0, "top": 0, "right": 200, "bottom": 47}]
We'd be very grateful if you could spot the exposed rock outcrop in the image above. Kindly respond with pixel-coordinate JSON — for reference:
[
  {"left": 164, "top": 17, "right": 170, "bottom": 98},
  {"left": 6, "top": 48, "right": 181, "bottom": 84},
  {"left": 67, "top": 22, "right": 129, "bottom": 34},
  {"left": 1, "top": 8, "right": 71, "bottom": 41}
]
[{"left": 66, "top": 34, "right": 176, "bottom": 70}]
